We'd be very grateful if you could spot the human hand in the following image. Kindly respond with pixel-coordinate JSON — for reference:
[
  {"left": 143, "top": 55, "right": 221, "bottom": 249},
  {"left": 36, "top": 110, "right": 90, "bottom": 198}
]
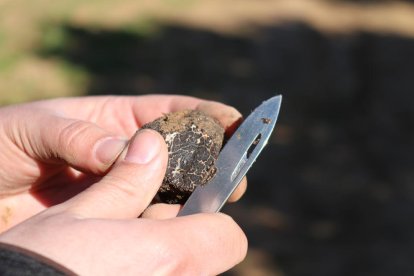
[
  {"left": 0, "top": 130, "right": 247, "bottom": 275},
  {"left": 0, "top": 95, "right": 246, "bottom": 232}
]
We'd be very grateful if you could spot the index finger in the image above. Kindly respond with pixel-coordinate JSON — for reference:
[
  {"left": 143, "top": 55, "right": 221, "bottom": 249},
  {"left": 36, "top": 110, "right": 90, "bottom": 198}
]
[{"left": 35, "top": 95, "right": 243, "bottom": 137}]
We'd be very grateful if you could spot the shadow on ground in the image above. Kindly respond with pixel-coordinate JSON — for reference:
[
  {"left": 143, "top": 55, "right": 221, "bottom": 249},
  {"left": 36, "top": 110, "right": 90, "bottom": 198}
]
[{"left": 38, "top": 22, "right": 414, "bottom": 276}]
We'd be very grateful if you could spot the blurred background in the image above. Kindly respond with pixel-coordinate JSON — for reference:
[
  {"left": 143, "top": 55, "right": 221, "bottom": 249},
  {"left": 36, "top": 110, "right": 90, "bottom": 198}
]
[{"left": 1, "top": 0, "right": 414, "bottom": 275}]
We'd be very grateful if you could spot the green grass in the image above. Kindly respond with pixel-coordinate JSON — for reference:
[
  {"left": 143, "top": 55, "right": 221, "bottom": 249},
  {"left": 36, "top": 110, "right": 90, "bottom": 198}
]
[
  {"left": 0, "top": 53, "right": 21, "bottom": 72},
  {"left": 121, "top": 18, "right": 161, "bottom": 37},
  {"left": 41, "top": 24, "right": 70, "bottom": 55}
]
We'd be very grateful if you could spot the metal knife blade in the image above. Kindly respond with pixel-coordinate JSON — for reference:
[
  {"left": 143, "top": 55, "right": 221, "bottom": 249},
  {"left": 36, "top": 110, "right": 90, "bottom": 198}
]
[{"left": 177, "top": 95, "right": 282, "bottom": 216}]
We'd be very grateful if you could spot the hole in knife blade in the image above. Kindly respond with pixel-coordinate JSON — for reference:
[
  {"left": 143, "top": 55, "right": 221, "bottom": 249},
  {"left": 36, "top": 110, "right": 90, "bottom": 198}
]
[
  {"left": 247, "top": 133, "right": 262, "bottom": 158},
  {"left": 231, "top": 133, "right": 262, "bottom": 181}
]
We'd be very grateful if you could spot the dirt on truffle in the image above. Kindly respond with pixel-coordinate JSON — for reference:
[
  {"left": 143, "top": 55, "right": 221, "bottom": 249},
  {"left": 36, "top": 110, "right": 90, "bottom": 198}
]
[{"left": 141, "top": 110, "right": 225, "bottom": 204}]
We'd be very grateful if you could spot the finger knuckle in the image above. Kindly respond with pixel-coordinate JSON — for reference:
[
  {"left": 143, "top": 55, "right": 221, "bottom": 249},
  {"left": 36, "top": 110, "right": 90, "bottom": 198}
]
[{"left": 58, "top": 120, "right": 91, "bottom": 157}]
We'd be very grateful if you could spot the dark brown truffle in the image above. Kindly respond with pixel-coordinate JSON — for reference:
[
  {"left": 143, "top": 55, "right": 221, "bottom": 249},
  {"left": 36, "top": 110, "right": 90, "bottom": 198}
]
[{"left": 141, "top": 110, "right": 225, "bottom": 204}]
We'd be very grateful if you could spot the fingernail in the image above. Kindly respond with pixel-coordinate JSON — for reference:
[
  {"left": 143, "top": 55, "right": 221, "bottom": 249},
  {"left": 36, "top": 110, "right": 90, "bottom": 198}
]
[
  {"left": 125, "top": 130, "right": 161, "bottom": 164},
  {"left": 95, "top": 138, "right": 128, "bottom": 165}
]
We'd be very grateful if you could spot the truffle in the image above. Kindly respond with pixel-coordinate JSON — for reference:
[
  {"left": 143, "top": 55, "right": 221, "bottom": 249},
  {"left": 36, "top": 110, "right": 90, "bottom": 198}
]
[{"left": 141, "top": 110, "right": 224, "bottom": 204}]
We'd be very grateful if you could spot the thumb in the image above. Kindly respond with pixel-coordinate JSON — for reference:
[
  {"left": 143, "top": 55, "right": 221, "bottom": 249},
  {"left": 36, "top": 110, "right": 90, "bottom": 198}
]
[{"left": 62, "top": 129, "right": 168, "bottom": 219}]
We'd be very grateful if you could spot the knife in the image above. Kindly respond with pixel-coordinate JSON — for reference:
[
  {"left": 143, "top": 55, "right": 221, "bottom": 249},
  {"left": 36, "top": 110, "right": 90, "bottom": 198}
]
[{"left": 177, "top": 95, "right": 282, "bottom": 216}]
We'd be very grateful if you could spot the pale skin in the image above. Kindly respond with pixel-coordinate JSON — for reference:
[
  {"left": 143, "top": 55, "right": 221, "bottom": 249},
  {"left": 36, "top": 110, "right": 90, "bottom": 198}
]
[{"left": 0, "top": 95, "right": 248, "bottom": 275}]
